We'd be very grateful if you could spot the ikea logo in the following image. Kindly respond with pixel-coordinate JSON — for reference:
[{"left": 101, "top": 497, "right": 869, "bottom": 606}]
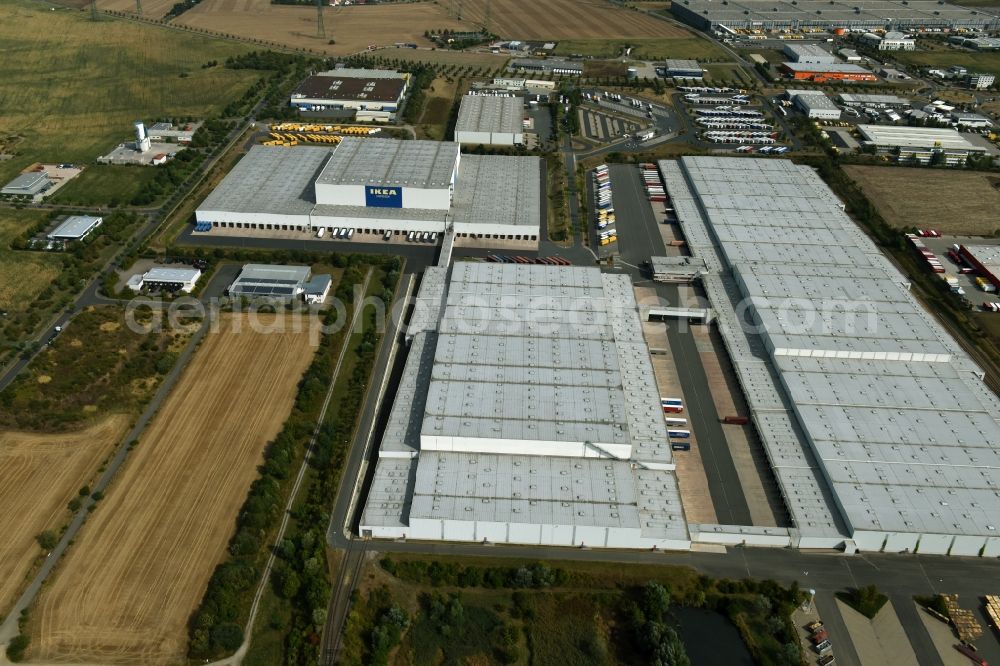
[{"left": 365, "top": 185, "right": 403, "bottom": 208}]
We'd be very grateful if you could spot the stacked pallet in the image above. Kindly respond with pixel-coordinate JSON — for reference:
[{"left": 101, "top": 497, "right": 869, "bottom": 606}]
[
  {"left": 943, "top": 594, "right": 983, "bottom": 642},
  {"left": 985, "top": 595, "right": 1000, "bottom": 632}
]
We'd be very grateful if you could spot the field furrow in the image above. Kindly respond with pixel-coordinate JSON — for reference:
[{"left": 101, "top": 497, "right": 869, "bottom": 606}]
[{"left": 30, "top": 314, "right": 317, "bottom": 664}]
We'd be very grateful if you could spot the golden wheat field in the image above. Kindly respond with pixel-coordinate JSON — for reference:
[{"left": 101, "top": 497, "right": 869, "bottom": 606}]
[{"left": 29, "top": 314, "right": 317, "bottom": 664}]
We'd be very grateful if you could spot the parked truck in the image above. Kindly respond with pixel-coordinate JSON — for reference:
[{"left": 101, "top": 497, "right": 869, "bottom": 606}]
[{"left": 722, "top": 415, "right": 749, "bottom": 425}]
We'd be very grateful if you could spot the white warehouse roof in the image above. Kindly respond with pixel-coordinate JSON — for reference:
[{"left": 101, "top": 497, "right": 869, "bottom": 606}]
[
  {"left": 857, "top": 124, "right": 983, "bottom": 151},
  {"left": 661, "top": 155, "right": 1000, "bottom": 554},
  {"left": 455, "top": 95, "right": 524, "bottom": 136},
  {"left": 316, "top": 137, "right": 459, "bottom": 189},
  {"left": 361, "top": 263, "right": 690, "bottom": 549}
]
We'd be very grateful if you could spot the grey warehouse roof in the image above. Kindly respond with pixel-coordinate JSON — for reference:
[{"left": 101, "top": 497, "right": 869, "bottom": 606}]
[
  {"left": 857, "top": 125, "right": 983, "bottom": 151},
  {"left": 143, "top": 267, "right": 200, "bottom": 282},
  {"left": 316, "top": 137, "right": 458, "bottom": 188},
  {"left": 2, "top": 171, "right": 50, "bottom": 194},
  {"left": 229, "top": 264, "right": 310, "bottom": 297},
  {"left": 456, "top": 95, "right": 524, "bottom": 135},
  {"left": 361, "top": 262, "right": 689, "bottom": 545},
  {"left": 198, "top": 145, "right": 330, "bottom": 216},
  {"left": 663, "top": 155, "right": 1000, "bottom": 542},
  {"left": 451, "top": 155, "right": 540, "bottom": 228},
  {"left": 49, "top": 215, "right": 102, "bottom": 239}
]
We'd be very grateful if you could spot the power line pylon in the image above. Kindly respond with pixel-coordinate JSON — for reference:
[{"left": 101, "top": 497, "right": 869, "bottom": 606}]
[{"left": 316, "top": 0, "right": 326, "bottom": 39}]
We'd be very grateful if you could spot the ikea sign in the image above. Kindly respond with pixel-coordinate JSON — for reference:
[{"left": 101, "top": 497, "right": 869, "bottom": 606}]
[{"left": 365, "top": 185, "right": 403, "bottom": 208}]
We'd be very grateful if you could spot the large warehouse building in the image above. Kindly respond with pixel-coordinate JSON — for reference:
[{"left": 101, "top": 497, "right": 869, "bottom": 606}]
[
  {"left": 454, "top": 95, "right": 525, "bottom": 146},
  {"left": 856, "top": 125, "right": 988, "bottom": 164},
  {"left": 361, "top": 263, "right": 690, "bottom": 550},
  {"left": 671, "top": 0, "right": 1000, "bottom": 32},
  {"left": 195, "top": 138, "right": 542, "bottom": 246},
  {"left": 289, "top": 68, "right": 408, "bottom": 119},
  {"left": 659, "top": 156, "right": 1000, "bottom": 556},
  {"left": 780, "top": 62, "right": 878, "bottom": 83}
]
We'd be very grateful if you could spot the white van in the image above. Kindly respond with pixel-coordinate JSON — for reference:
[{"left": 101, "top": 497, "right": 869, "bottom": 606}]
[{"left": 407, "top": 231, "right": 416, "bottom": 242}]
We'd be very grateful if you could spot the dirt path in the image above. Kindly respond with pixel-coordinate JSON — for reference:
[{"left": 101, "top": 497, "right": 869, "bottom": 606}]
[{"left": 29, "top": 314, "right": 317, "bottom": 664}]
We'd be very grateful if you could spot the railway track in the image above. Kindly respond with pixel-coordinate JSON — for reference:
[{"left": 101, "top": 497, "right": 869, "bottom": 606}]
[{"left": 321, "top": 538, "right": 367, "bottom": 665}]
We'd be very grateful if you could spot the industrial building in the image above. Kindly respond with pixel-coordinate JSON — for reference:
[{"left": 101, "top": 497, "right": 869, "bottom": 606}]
[
  {"left": 838, "top": 93, "right": 910, "bottom": 108},
  {"left": 47, "top": 215, "right": 102, "bottom": 241},
  {"left": 147, "top": 122, "right": 199, "bottom": 144},
  {"left": 228, "top": 264, "right": 313, "bottom": 300},
  {"left": 670, "top": 0, "right": 1000, "bottom": 32},
  {"left": 856, "top": 124, "right": 987, "bottom": 164},
  {"left": 950, "top": 35, "right": 1000, "bottom": 50},
  {"left": 289, "top": 68, "right": 408, "bottom": 118},
  {"left": 508, "top": 58, "right": 583, "bottom": 76},
  {"left": 196, "top": 138, "right": 542, "bottom": 246},
  {"left": 360, "top": 263, "right": 689, "bottom": 550},
  {"left": 98, "top": 121, "right": 182, "bottom": 166},
  {"left": 860, "top": 31, "right": 916, "bottom": 50},
  {"left": 649, "top": 256, "right": 707, "bottom": 283},
  {"left": 454, "top": 95, "right": 525, "bottom": 146},
  {"left": 659, "top": 156, "right": 1000, "bottom": 556},
  {"left": 127, "top": 267, "right": 202, "bottom": 293},
  {"left": 958, "top": 245, "right": 1000, "bottom": 292},
  {"left": 780, "top": 62, "right": 878, "bottom": 82},
  {"left": 969, "top": 73, "right": 996, "bottom": 89},
  {"left": 783, "top": 43, "right": 837, "bottom": 63},
  {"left": 1, "top": 171, "right": 51, "bottom": 198},
  {"left": 839, "top": 48, "right": 862, "bottom": 62},
  {"left": 661, "top": 59, "right": 704, "bottom": 79},
  {"left": 786, "top": 89, "right": 841, "bottom": 119},
  {"left": 951, "top": 112, "right": 993, "bottom": 128}
]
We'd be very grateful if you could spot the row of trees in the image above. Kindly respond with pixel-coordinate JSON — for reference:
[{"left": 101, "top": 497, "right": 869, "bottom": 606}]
[{"left": 187, "top": 254, "right": 400, "bottom": 661}]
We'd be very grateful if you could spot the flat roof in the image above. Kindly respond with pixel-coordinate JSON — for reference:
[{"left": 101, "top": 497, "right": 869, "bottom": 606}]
[
  {"left": 315, "top": 138, "right": 459, "bottom": 189},
  {"left": 838, "top": 93, "right": 910, "bottom": 105},
  {"left": 49, "top": 215, "right": 102, "bottom": 239},
  {"left": 674, "top": 0, "right": 1000, "bottom": 25},
  {"left": 785, "top": 44, "right": 835, "bottom": 58},
  {"left": 291, "top": 74, "right": 406, "bottom": 103},
  {"left": 361, "top": 263, "right": 689, "bottom": 544},
  {"left": 230, "top": 264, "right": 310, "bottom": 297},
  {"left": 964, "top": 244, "right": 1000, "bottom": 275},
  {"left": 664, "top": 155, "right": 1000, "bottom": 540},
  {"left": 782, "top": 62, "right": 873, "bottom": 73},
  {"left": 451, "top": 155, "right": 540, "bottom": 228},
  {"left": 319, "top": 67, "right": 406, "bottom": 79},
  {"left": 3, "top": 171, "right": 50, "bottom": 191},
  {"left": 197, "top": 145, "right": 330, "bottom": 216},
  {"left": 857, "top": 124, "right": 983, "bottom": 150},
  {"left": 796, "top": 93, "right": 841, "bottom": 112},
  {"left": 455, "top": 95, "right": 524, "bottom": 135},
  {"left": 143, "top": 267, "right": 200, "bottom": 282},
  {"left": 510, "top": 58, "right": 582, "bottom": 71},
  {"left": 663, "top": 58, "right": 701, "bottom": 70}
]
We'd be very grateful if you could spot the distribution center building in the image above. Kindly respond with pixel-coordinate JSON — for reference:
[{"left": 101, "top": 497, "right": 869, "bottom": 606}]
[
  {"left": 454, "top": 95, "right": 525, "bottom": 145},
  {"left": 127, "top": 267, "right": 202, "bottom": 293},
  {"left": 658, "top": 155, "right": 1000, "bottom": 556},
  {"left": 662, "top": 59, "right": 704, "bottom": 79},
  {"left": 786, "top": 89, "right": 842, "bottom": 119},
  {"left": 195, "top": 138, "right": 542, "bottom": 246},
  {"left": 289, "top": 68, "right": 408, "bottom": 116},
  {"left": 958, "top": 245, "right": 1000, "bottom": 292},
  {"left": 670, "top": 0, "right": 1000, "bottom": 32},
  {"left": 856, "top": 125, "right": 987, "bottom": 164},
  {"left": 1, "top": 171, "right": 52, "bottom": 198},
  {"left": 360, "top": 263, "right": 690, "bottom": 550},
  {"left": 780, "top": 62, "right": 878, "bottom": 83},
  {"left": 783, "top": 43, "right": 837, "bottom": 64}
]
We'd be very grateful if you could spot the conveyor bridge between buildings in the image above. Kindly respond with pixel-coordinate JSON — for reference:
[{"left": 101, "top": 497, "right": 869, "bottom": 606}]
[{"left": 642, "top": 306, "right": 714, "bottom": 324}]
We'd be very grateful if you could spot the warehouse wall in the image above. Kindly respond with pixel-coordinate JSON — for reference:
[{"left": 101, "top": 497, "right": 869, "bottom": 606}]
[
  {"left": 196, "top": 209, "right": 310, "bottom": 230},
  {"left": 419, "top": 434, "right": 633, "bottom": 459}
]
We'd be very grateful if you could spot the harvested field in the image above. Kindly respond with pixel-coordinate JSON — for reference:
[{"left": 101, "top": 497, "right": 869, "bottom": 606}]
[
  {"left": 30, "top": 314, "right": 317, "bottom": 664},
  {"left": 176, "top": 0, "right": 470, "bottom": 55},
  {"left": 0, "top": 415, "right": 129, "bottom": 620},
  {"left": 843, "top": 165, "right": 1000, "bottom": 236},
  {"left": 461, "top": 0, "right": 686, "bottom": 39},
  {"left": 97, "top": 0, "right": 178, "bottom": 19}
]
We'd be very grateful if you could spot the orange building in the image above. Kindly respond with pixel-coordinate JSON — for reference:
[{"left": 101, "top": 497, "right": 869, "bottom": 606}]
[{"left": 780, "top": 62, "right": 878, "bottom": 83}]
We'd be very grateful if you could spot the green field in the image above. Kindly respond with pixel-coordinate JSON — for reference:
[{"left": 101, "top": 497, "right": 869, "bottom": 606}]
[
  {"left": 892, "top": 45, "right": 1000, "bottom": 78},
  {"left": 375, "top": 47, "right": 510, "bottom": 69},
  {"left": 554, "top": 37, "right": 725, "bottom": 61},
  {"left": 704, "top": 62, "right": 753, "bottom": 84},
  {"left": 49, "top": 165, "right": 160, "bottom": 207},
  {"left": 0, "top": 209, "right": 60, "bottom": 312},
  {"left": 0, "top": 0, "right": 259, "bottom": 185}
]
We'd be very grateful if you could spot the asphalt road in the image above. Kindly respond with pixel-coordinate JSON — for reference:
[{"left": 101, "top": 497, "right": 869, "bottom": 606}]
[
  {"left": 0, "top": 265, "right": 238, "bottom": 640},
  {"left": 608, "top": 164, "right": 753, "bottom": 526}
]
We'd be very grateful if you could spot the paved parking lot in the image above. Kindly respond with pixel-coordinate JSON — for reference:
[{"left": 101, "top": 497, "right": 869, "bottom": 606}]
[
  {"left": 579, "top": 107, "right": 641, "bottom": 142},
  {"left": 921, "top": 236, "right": 1000, "bottom": 310}
]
